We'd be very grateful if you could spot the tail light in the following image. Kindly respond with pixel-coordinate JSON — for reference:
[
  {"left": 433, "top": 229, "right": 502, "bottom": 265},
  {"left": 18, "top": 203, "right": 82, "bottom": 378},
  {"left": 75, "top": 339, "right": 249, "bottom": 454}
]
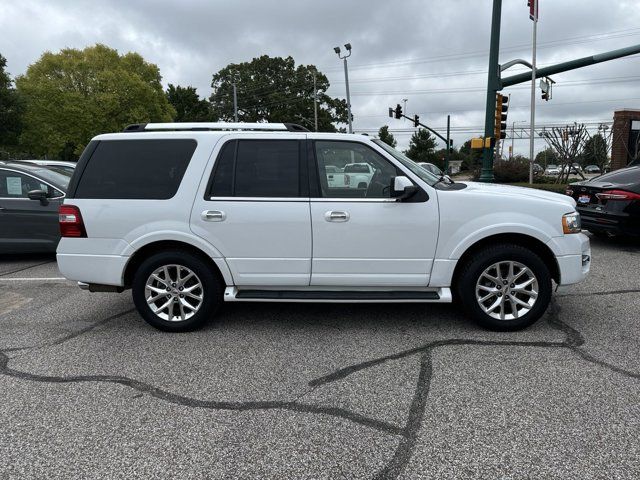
[
  {"left": 344, "top": 174, "right": 350, "bottom": 185},
  {"left": 596, "top": 190, "right": 640, "bottom": 201},
  {"left": 59, "top": 205, "right": 87, "bottom": 237},
  {"left": 565, "top": 188, "right": 574, "bottom": 196}
]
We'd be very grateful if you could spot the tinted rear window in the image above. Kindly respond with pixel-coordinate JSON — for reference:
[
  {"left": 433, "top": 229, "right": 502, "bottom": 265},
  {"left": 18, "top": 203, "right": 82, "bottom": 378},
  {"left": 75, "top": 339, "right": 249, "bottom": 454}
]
[
  {"left": 591, "top": 166, "right": 640, "bottom": 184},
  {"left": 208, "top": 139, "right": 301, "bottom": 197},
  {"left": 74, "top": 139, "right": 197, "bottom": 199}
]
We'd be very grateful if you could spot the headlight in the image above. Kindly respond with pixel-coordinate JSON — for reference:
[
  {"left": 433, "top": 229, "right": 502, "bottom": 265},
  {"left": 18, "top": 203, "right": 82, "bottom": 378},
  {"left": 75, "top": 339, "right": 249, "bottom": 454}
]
[{"left": 562, "top": 212, "right": 581, "bottom": 234}]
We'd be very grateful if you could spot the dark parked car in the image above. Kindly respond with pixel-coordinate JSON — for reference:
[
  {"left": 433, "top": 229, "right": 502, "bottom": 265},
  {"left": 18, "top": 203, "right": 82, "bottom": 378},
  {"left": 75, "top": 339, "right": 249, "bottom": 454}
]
[
  {"left": 566, "top": 165, "right": 640, "bottom": 237},
  {"left": 0, "top": 161, "right": 71, "bottom": 253}
]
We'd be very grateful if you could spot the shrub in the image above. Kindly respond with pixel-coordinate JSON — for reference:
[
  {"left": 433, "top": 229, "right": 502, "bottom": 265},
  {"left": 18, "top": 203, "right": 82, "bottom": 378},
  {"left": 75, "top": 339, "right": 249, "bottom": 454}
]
[{"left": 493, "top": 159, "right": 530, "bottom": 183}]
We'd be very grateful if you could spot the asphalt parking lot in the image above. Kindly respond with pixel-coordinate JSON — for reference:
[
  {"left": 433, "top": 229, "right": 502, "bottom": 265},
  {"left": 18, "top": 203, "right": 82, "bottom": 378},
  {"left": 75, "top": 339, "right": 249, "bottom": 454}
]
[{"left": 1, "top": 234, "right": 639, "bottom": 479}]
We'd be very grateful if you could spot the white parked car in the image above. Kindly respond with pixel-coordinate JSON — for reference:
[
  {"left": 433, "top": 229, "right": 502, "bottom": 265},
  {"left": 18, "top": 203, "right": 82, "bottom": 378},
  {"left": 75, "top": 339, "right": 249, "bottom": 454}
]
[
  {"left": 343, "top": 162, "right": 375, "bottom": 189},
  {"left": 545, "top": 165, "right": 560, "bottom": 176},
  {"left": 57, "top": 122, "right": 590, "bottom": 332}
]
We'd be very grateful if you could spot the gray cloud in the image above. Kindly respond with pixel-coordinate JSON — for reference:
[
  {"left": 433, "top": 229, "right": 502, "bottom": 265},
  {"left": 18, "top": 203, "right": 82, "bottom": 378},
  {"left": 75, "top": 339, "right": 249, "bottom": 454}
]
[{"left": 1, "top": 0, "right": 639, "bottom": 152}]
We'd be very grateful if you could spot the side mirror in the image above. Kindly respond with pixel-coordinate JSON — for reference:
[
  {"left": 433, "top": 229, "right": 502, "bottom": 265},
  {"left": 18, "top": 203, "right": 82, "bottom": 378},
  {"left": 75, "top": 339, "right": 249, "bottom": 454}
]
[
  {"left": 390, "top": 176, "right": 418, "bottom": 201},
  {"left": 27, "top": 189, "right": 49, "bottom": 205}
]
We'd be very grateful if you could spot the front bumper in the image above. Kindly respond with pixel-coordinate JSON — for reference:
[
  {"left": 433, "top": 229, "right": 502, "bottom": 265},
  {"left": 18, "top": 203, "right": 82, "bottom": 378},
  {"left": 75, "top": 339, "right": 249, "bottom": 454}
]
[{"left": 547, "top": 233, "right": 591, "bottom": 286}]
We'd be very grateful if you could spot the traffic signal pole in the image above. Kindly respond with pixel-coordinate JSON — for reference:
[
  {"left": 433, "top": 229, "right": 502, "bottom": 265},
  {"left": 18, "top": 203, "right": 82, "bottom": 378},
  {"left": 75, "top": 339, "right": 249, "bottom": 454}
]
[
  {"left": 501, "top": 44, "right": 640, "bottom": 88},
  {"left": 479, "top": 0, "right": 503, "bottom": 183},
  {"left": 478, "top": 0, "right": 640, "bottom": 182},
  {"left": 389, "top": 106, "right": 453, "bottom": 172}
]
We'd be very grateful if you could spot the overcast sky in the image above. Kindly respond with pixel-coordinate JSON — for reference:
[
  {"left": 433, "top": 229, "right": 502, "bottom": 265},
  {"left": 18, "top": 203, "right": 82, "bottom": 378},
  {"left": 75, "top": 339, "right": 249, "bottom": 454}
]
[{"left": 2, "top": 0, "right": 639, "bottom": 153}]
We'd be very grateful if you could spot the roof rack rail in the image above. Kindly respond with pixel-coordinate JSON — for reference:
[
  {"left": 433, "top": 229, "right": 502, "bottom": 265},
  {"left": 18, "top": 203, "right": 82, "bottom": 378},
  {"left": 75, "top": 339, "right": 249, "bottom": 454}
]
[{"left": 122, "top": 122, "right": 310, "bottom": 133}]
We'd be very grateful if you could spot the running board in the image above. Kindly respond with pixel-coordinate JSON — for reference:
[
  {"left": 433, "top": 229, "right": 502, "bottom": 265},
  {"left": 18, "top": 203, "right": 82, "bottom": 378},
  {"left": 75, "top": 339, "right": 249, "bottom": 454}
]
[{"left": 224, "top": 287, "right": 452, "bottom": 303}]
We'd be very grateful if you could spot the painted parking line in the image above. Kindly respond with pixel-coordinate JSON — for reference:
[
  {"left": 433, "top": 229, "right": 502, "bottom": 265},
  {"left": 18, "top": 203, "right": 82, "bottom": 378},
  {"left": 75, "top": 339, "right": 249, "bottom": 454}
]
[{"left": 0, "top": 277, "right": 68, "bottom": 281}]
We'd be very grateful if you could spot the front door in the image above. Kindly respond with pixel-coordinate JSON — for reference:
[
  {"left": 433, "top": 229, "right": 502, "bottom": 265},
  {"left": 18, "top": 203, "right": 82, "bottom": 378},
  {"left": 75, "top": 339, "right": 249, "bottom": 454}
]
[
  {"left": 191, "top": 135, "right": 311, "bottom": 286},
  {"left": 0, "top": 168, "right": 63, "bottom": 252},
  {"left": 310, "top": 140, "right": 439, "bottom": 286}
]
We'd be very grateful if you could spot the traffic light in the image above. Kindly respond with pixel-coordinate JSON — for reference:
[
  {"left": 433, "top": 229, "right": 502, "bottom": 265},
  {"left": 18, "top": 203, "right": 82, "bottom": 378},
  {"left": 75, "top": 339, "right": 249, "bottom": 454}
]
[
  {"left": 541, "top": 91, "right": 549, "bottom": 101},
  {"left": 388, "top": 107, "right": 394, "bottom": 118},
  {"left": 448, "top": 139, "right": 454, "bottom": 153},
  {"left": 394, "top": 104, "right": 402, "bottom": 119},
  {"left": 494, "top": 94, "right": 508, "bottom": 140},
  {"left": 413, "top": 114, "right": 420, "bottom": 127}
]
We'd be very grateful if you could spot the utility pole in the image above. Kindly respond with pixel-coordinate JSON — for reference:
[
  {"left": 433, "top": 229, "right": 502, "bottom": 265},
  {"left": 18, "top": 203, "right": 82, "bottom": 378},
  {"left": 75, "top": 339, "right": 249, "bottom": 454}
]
[
  {"left": 402, "top": 99, "right": 408, "bottom": 122},
  {"left": 233, "top": 83, "right": 238, "bottom": 122},
  {"left": 528, "top": 0, "right": 538, "bottom": 184},
  {"left": 334, "top": 44, "right": 353, "bottom": 133},
  {"left": 313, "top": 72, "right": 318, "bottom": 132}
]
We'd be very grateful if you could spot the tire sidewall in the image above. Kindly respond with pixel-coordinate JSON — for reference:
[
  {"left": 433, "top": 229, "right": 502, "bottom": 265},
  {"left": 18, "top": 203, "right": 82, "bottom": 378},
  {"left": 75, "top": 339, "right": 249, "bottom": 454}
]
[
  {"left": 458, "top": 245, "right": 552, "bottom": 331},
  {"left": 132, "top": 251, "right": 221, "bottom": 332}
]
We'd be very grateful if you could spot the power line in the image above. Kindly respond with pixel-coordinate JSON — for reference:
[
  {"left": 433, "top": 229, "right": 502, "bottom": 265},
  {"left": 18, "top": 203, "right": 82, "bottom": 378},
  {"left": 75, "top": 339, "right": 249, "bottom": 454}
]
[{"left": 321, "top": 27, "right": 640, "bottom": 72}]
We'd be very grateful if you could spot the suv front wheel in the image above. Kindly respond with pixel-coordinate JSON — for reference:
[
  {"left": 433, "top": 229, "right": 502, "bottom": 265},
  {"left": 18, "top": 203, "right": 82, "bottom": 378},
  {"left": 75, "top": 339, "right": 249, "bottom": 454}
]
[
  {"left": 132, "top": 250, "right": 223, "bottom": 332},
  {"left": 457, "top": 244, "right": 552, "bottom": 331}
]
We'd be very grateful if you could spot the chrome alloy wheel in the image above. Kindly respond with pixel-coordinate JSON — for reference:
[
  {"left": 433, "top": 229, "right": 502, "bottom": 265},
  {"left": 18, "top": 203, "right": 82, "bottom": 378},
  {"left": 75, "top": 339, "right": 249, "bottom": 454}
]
[
  {"left": 145, "top": 264, "right": 204, "bottom": 322},
  {"left": 475, "top": 261, "right": 539, "bottom": 321}
]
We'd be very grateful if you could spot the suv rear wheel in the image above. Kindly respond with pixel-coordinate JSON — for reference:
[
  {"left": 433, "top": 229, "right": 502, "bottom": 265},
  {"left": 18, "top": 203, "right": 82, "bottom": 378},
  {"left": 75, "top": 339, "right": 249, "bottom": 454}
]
[
  {"left": 132, "top": 250, "right": 223, "bottom": 332},
  {"left": 457, "top": 244, "right": 552, "bottom": 331}
]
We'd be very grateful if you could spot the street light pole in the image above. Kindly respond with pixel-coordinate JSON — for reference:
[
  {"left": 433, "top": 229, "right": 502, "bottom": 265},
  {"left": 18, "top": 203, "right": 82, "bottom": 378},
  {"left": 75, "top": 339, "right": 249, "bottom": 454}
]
[{"left": 334, "top": 44, "right": 353, "bottom": 133}]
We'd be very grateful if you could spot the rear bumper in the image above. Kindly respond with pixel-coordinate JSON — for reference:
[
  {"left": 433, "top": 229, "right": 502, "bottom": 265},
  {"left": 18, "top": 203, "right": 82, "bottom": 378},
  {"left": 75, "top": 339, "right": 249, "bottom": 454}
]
[
  {"left": 578, "top": 208, "right": 640, "bottom": 236},
  {"left": 56, "top": 253, "right": 128, "bottom": 286}
]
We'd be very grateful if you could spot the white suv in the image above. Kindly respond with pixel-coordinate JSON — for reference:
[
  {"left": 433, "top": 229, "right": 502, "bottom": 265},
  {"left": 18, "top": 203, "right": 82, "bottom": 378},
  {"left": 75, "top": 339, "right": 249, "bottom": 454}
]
[{"left": 57, "top": 122, "right": 590, "bottom": 332}]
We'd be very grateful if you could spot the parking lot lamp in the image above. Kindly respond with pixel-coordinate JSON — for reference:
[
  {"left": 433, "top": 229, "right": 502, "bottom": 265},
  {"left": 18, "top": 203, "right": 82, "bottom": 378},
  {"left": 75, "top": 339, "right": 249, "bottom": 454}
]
[{"left": 334, "top": 44, "right": 353, "bottom": 133}]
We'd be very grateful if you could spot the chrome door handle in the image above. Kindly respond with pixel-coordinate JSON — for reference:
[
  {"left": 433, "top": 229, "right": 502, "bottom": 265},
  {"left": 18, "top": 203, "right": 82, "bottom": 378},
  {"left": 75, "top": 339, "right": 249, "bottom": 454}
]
[
  {"left": 201, "top": 210, "right": 226, "bottom": 222},
  {"left": 325, "top": 210, "right": 349, "bottom": 222}
]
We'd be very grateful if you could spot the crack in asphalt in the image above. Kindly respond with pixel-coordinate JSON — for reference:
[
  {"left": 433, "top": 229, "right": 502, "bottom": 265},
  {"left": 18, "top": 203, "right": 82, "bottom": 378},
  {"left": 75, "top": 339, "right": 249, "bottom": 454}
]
[
  {"left": 0, "top": 291, "right": 639, "bottom": 479},
  {"left": 557, "top": 288, "right": 640, "bottom": 298}
]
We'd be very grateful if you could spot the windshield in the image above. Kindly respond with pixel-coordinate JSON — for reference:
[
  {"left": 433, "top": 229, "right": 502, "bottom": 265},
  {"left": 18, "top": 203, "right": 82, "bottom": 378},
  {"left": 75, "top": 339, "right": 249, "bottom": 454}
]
[
  {"left": 372, "top": 139, "right": 440, "bottom": 186},
  {"left": 33, "top": 167, "right": 71, "bottom": 189}
]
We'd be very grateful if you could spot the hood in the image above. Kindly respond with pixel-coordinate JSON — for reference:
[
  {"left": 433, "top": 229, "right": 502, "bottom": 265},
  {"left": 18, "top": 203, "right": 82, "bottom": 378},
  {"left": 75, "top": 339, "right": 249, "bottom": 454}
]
[{"left": 461, "top": 181, "right": 576, "bottom": 208}]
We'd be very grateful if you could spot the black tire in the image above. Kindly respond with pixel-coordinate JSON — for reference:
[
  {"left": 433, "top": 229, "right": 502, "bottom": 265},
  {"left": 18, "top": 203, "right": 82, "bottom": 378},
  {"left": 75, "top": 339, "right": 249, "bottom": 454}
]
[
  {"left": 132, "top": 250, "right": 223, "bottom": 332},
  {"left": 456, "top": 244, "right": 552, "bottom": 331}
]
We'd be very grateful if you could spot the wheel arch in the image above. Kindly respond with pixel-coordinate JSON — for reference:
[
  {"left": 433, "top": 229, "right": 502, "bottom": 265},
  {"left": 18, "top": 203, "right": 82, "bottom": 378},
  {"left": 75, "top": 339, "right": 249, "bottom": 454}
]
[
  {"left": 451, "top": 233, "right": 560, "bottom": 290},
  {"left": 123, "top": 240, "right": 232, "bottom": 288}
]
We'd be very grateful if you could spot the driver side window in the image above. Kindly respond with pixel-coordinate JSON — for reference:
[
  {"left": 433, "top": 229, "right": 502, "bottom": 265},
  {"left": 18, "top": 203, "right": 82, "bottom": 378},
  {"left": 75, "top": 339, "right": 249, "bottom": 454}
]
[{"left": 314, "top": 141, "right": 400, "bottom": 198}]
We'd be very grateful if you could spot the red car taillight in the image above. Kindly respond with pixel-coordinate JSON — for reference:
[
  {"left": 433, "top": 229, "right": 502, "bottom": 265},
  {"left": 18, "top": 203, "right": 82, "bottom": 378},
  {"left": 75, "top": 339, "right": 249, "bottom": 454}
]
[
  {"left": 344, "top": 174, "right": 350, "bottom": 185},
  {"left": 59, "top": 205, "right": 87, "bottom": 238},
  {"left": 596, "top": 190, "right": 640, "bottom": 201},
  {"left": 565, "top": 188, "right": 574, "bottom": 196}
]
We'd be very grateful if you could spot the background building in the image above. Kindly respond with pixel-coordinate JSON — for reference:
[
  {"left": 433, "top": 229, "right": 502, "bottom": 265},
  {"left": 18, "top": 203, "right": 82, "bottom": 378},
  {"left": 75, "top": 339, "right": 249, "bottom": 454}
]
[{"left": 611, "top": 109, "right": 640, "bottom": 170}]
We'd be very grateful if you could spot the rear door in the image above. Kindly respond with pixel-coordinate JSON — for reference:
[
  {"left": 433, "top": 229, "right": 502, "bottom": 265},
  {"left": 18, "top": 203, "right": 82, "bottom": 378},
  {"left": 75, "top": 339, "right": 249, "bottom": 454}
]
[
  {"left": 190, "top": 135, "right": 312, "bottom": 286},
  {"left": 0, "top": 168, "right": 63, "bottom": 252}
]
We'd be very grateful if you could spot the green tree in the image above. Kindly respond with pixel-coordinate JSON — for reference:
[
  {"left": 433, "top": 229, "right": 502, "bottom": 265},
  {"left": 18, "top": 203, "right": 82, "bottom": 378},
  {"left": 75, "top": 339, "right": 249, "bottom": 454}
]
[
  {"left": 535, "top": 147, "right": 558, "bottom": 167},
  {"left": 459, "top": 139, "right": 472, "bottom": 157},
  {"left": 0, "top": 53, "right": 23, "bottom": 149},
  {"left": 579, "top": 134, "right": 608, "bottom": 170},
  {"left": 209, "top": 55, "right": 347, "bottom": 131},
  {"left": 404, "top": 128, "right": 438, "bottom": 163},
  {"left": 377, "top": 125, "right": 396, "bottom": 147},
  {"left": 16, "top": 44, "right": 175, "bottom": 160},
  {"left": 166, "top": 84, "right": 213, "bottom": 122}
]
